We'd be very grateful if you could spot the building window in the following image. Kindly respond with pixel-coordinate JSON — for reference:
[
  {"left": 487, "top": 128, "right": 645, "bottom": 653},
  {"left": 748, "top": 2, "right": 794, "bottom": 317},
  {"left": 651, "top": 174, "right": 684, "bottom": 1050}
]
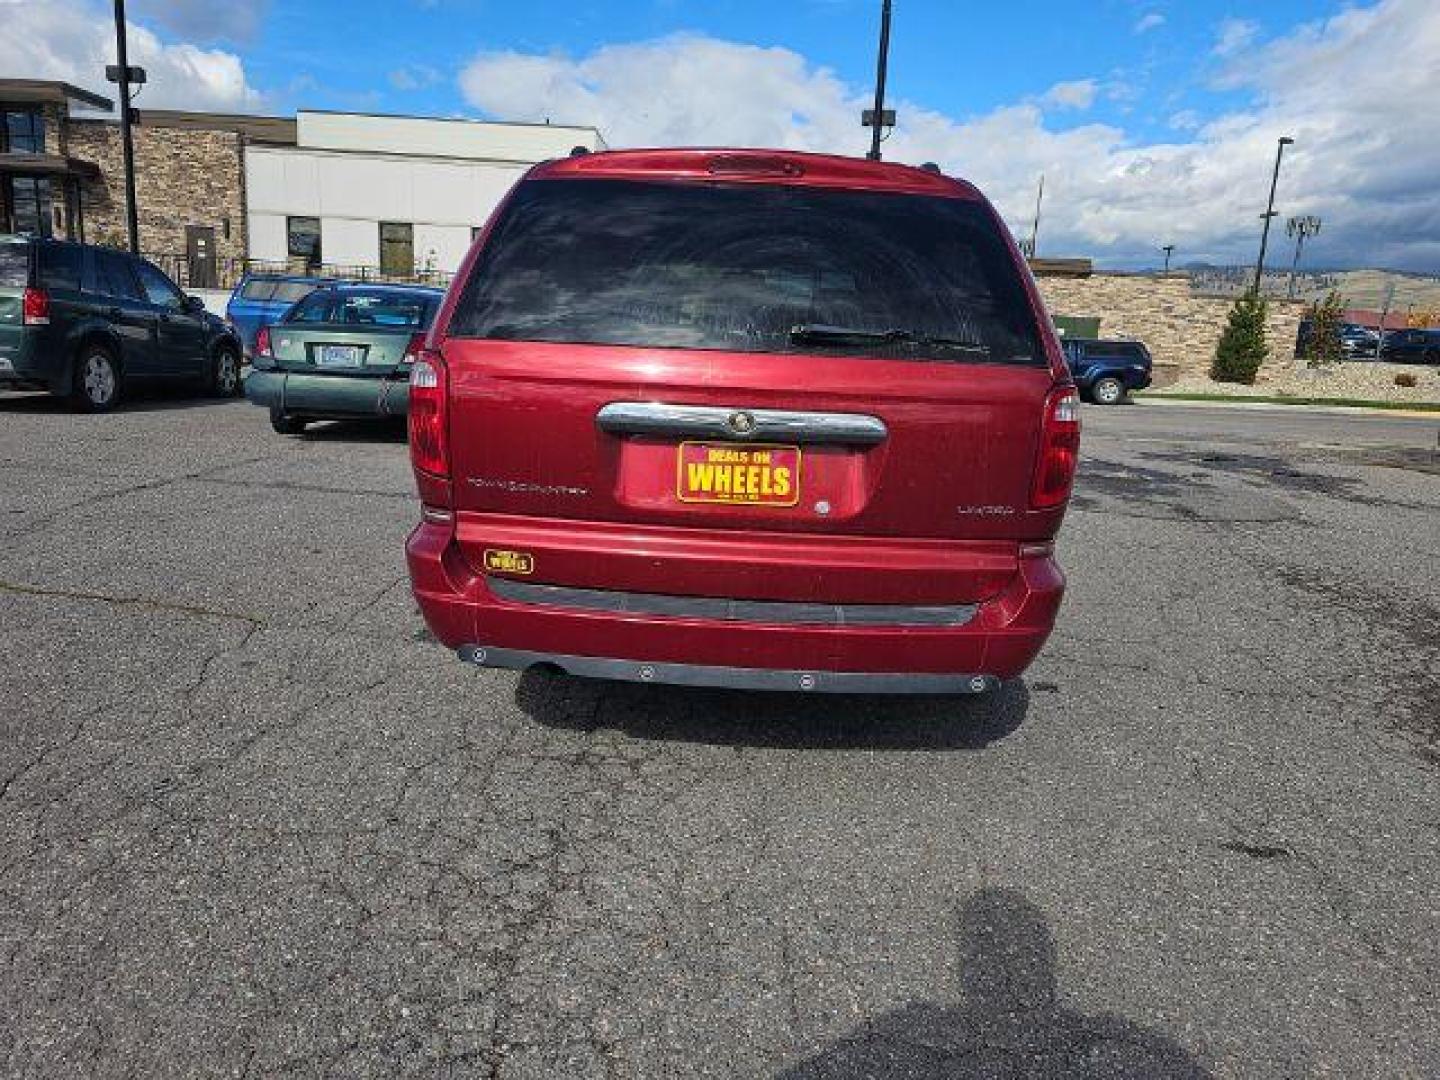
[
  {"left": 0, "top": 108, "right": 46, "bottom": 154},
  {"left": 286, "top": 216, "right": 321, "bottom": 268},
  {"left": 1, "top": 176, "right": 53, "bottom": 237},
  {"left": 379, "top": 222, "right": 413, "bottom": 278}
]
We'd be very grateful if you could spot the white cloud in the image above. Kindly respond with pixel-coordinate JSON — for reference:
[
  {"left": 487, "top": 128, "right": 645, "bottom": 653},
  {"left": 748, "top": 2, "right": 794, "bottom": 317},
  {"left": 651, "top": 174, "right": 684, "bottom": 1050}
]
[
  {"left": 1134, "top": 13, "right": 1165, "bottom": 34},
  {"left": 457, "top": 2, "right": 1440, "bottom": 271},
  {"left": 1214, "top": 18, "right": 1260, "bottom": 56},
  {"left": 1040, "top": 79, "right": 1097, "bottom": 111},
  {"left": 0, "top": 0, "right": 263, "bottom": 113},
  {"left": 130, "top": 0, "right": 268, "bottom": 43},
  {"left": 1168, "top": 110, "right": 1202, "bottom": 131},
  {"left": 389, "top": 64, "right": 442, "bottom": 91}
]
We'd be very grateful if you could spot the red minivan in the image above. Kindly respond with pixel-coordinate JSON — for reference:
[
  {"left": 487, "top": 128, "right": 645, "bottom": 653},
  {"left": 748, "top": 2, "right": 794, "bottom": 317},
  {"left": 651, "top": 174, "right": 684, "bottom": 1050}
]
[{"left": 407, "top": 149, "right": 1078, "bottom": 694}]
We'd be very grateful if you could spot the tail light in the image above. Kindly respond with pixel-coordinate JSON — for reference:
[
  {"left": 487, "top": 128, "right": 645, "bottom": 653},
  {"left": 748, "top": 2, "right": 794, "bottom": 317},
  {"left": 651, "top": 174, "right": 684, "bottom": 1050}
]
[
  {"left": 22, "top": 287, "right": 50, "bottom": 326},
  {"left": 254, "top": 325, "right": 273, "bottom": 358},
  {"left": 1031, "top": 386, "right": 1081, "bottom": 509},
  {"left": 399, "top": 332, "right": 426, "bottom": 365},
  {"left": 408, "top": 348, "right": 449, "bottom": 477}
]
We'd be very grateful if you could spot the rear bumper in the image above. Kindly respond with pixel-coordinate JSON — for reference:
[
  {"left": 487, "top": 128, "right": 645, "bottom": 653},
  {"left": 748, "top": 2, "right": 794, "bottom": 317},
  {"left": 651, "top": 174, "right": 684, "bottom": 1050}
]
[
  {"left": 458, "top": 645, "right": 998, "bottom": 694},
  {"left": 407, "top": 520, "right": 1065, "bottom": 690},
  {"left": 245, "top": 367, "right": 409, "bottom": 417},
  {"left": 0, "top": 333, "right": 61, "bottom": 392}
]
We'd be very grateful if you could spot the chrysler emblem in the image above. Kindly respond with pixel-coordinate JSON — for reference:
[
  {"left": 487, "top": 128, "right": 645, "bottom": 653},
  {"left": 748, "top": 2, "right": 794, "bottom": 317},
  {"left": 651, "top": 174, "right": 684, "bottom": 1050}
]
[{"left": 727, "top": 411, "right": 757, "bottom": 436}]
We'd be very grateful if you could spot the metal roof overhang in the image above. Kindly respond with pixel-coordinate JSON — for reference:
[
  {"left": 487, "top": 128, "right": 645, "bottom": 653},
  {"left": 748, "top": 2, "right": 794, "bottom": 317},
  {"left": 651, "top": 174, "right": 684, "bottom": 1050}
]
[{"left": 0, "top": 153, "right": 102, "bottom": 179}]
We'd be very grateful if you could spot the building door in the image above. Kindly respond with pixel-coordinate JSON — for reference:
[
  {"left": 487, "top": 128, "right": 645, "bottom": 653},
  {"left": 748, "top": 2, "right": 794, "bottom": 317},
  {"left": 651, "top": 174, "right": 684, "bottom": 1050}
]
[
  {"left": 186, "top": 225, "right": 218, "bottom": 288},
  {"left": 379, "top": 222, "right": 413, "bottom": 279}
]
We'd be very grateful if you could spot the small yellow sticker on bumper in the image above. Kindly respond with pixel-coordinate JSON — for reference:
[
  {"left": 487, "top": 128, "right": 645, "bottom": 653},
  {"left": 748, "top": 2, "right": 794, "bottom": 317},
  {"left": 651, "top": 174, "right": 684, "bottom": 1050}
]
[{"left": 483, "top": 549, "right": 534, "bottom": 575}]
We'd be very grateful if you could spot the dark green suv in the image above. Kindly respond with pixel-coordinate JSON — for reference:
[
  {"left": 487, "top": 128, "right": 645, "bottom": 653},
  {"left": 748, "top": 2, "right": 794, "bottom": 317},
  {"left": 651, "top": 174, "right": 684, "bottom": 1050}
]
[{"left": 0, "top": 235, "right": 242, "bottom": 411}]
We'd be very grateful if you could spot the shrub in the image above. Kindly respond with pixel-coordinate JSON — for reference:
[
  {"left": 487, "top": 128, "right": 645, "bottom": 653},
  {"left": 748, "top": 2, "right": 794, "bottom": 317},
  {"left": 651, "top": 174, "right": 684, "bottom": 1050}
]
[
  {"left": 1211, "top": 291, "right": 1269, "bottom": 384},
  {"left": 1395, "top": 372, "right": 1418, "bottom": 388},
  {"left": 1303, "top": 291, "right": 1344, "bottom": 369}
]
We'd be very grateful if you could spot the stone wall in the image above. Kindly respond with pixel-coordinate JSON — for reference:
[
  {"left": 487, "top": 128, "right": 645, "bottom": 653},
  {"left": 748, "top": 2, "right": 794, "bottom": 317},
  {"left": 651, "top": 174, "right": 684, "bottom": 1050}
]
[
  {"left": 68, "top": 119, "right": 247, "bottom": 270},
  {"left": 1035, "top": 273, "right": 1307, "bottom": 384},
  {"left": 42, "top": 103, "right": 66, "bottom": 156}
]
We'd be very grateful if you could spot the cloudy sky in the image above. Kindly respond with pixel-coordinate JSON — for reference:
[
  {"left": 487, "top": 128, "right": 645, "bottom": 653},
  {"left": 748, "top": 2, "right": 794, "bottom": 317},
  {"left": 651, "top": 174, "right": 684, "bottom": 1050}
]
[{"left": 3, "top": 0, "right": 1437, "bottom": 271}]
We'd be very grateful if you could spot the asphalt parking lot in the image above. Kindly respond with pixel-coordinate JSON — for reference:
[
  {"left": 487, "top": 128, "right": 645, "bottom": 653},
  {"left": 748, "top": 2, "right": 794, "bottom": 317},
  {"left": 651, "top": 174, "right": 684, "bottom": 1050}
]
[{"left": 1, "top": 388, "right": 1437, "bottom": 1077}]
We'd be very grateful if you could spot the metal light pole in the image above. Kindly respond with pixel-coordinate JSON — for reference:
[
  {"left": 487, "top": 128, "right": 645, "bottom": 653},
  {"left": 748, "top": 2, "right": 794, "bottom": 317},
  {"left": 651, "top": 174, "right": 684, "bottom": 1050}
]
[
  {"left": 864, "top": 0, "right": 893, "bottom": 161},
  {"left": 1027, "top": 174, "right": 1044, "bottom": 258},
  {"left": 1285, "top": 214, "right": 1321, "bottom": 299},
  {"left": 109, "top": 0, "right": 141, "bottom": 254},
  {"left": 1376, "top": 280, "right": 1396, "bottom": 357},
  {"left": 1252, "top": 135, "right": 1294, "bottom": 295},
  {"left": 1162, "top": 244, "right": 1175, "bottom": 272}
]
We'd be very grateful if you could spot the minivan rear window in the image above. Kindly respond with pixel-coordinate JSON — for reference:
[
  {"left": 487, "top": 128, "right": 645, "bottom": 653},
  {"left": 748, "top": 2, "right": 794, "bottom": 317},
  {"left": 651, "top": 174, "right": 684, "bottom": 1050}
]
[
  {"left": 450, "top": 177, "right": 1044, "bottom": 364},
  {"left": 0, "top": 242, "right": 28, "bottom": 287}
]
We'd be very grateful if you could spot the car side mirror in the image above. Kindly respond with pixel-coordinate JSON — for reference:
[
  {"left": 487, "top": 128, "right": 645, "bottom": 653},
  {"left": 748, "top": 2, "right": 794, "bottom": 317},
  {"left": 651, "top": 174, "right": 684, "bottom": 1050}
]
[{"left": 182, "top": 294, "right": 206, "bottom": 314}]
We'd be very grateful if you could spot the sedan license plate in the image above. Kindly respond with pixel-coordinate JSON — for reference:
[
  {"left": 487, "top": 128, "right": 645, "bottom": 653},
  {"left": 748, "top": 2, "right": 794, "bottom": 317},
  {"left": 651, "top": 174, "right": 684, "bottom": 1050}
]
[
  {"left": 316, "top": 344, "right": 362, "bottom": 367},
  {"left": 677, "top": 442, "right": 801, "bottom": 506}
]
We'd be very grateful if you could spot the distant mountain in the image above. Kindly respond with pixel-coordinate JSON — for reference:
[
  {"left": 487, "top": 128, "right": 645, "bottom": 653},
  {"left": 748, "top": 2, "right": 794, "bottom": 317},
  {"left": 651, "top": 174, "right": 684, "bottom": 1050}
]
[{"left": 1179, "top": 266, "right": 1440, "bottom": 310}]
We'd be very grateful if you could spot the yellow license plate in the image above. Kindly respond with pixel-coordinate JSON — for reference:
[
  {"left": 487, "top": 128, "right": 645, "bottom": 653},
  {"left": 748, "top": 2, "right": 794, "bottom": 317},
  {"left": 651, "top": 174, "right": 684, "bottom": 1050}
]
[{"left": 676, "top": 442, "right": 801, "bottom": 506}]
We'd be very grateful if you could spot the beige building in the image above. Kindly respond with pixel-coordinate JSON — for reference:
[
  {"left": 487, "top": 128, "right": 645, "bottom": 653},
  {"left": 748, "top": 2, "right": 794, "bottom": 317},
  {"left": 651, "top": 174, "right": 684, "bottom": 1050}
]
[
  {"left": 1, "top": 78, "right": 604, "bottom": 288},
  {"left": 0, "top": 81, "right": 109, "bottom": 242}
]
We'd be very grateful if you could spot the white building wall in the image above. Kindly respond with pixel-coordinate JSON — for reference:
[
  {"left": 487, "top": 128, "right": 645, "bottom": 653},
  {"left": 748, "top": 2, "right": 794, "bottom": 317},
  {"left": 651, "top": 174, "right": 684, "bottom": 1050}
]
[
  {"left": 321, "top": 217, "right": 380, "bottom": 268},
  {"left": 414, "top": 224, "right": 472, "bottom": 275},
  {"left": 244, "top": 136, "right": 542, "bottom": 274},
  {"left": 297, "top": 111, "right": 605, "bottom": 160},
  {"left": 247, "top": 212, "right": 288, "bottom": 263}
]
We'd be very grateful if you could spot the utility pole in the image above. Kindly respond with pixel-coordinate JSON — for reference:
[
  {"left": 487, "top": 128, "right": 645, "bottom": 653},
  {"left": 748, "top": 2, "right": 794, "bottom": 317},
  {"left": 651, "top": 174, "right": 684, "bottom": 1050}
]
[
  {"left": 1376, "top": 280, "right": 1396, "bottom": 357},
  {"left": 863, "top": 0, "right": 894, "bottom": 161},
  {"left": 1162, "top": 244, "right": 1175, "bottom": 273},
  {"left": 1252, "top": 135, "right": 1294, "bottom": 295},
  {"left": 107, "top": 0, "right": 143, "bottom": 255},
  {"left": 1285, "top": 214, "right": 1321, "bottom": 299},
  {"left": 1027, "top": 174, "right": 1044, "bottom": 259}
]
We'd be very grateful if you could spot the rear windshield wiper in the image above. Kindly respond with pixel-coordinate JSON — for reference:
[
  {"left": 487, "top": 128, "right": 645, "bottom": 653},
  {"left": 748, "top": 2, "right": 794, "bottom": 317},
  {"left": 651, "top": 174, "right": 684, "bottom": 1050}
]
[{"left": 789, "top": 324, "right": 991, "bottom": 355}]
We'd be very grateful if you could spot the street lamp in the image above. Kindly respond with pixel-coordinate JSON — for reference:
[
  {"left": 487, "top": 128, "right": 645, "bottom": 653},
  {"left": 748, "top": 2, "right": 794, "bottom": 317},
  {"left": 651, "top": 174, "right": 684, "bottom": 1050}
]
[
  {"left": 106, "top": 0, "right": 144, "bottom": 255},
  {"left": 862, "top": 0, "right": 895, "bottom": 160},
  {"left": 1027, "top": 174, "right": 1044, "bottom": 259},
  {"left": 1162, "top": 244, "right": 1175, "bottom": 273},
  {"left": 1252, "top": 135, "right": 1294, "bottom": 294},
  {"left": 1285, "top": 215, "right": 1321, "bottom": 299}
]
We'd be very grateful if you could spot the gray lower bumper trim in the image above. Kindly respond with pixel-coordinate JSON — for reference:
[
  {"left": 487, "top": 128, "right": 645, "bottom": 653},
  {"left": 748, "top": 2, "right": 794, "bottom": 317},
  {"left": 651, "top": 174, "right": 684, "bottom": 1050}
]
[
  {"left": 486, "top": 576, "right": 977, "bottom": 628},
  {"left": 458, "top": 644, "right": 997, "bottom": 695}
]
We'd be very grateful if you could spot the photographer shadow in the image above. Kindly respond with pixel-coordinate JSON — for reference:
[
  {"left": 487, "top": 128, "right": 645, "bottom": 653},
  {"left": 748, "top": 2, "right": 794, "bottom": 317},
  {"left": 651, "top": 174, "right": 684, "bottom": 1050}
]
[{"left": 780, "top": 887, "right": 1212, "bottom": 1078}]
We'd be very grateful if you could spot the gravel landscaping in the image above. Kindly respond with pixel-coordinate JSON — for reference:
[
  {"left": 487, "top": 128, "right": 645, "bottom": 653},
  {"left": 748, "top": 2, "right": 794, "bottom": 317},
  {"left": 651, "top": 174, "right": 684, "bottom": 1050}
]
[{"left": 1157, "top": 360, "right": 1440, "bottom": 404}]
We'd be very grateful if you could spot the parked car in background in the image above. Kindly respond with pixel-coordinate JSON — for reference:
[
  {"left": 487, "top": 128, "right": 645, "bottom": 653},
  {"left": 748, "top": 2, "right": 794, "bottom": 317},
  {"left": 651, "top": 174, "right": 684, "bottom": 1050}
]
[
  {"left": 1339, "top": 323, "right": 1379, "bottom": 359},
  {"left": 246, "top": 282, "right": 443, "bottom": 433},
  {"left": 225, "top": 273, "right": 329, "bottom": 357},
  {"left": 1295, "top": 319, "right": 1379, "bottom": 361},
  {"left": 1378, "top": 327, "right": 1440, "bottom": 365},
  {"left": 1060, "top": 338, "right": 1152, "bottom": 404},
  {"left": 0, "top": 235, "right": 242, "bottom": 412},
  {"left": 406, "top": 148, "right": 1078, "bottom": 695}
]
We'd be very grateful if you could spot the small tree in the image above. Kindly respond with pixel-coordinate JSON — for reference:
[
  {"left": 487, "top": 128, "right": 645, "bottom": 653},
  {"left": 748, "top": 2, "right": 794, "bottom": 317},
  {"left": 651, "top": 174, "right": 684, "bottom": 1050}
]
[
  {"left": 1302, "top": 291, "right": 1344, "bottom": 369},
  {"left": 1211, "top": 291, "right": 1269, "bottom": 384}
]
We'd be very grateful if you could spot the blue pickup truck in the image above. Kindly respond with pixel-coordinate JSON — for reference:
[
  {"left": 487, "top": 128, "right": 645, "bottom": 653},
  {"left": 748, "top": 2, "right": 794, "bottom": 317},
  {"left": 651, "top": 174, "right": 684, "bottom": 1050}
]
[
  {"left": 225, "top": 273, "right": 330, "bottom": 357},
  {"left": 1061, "top": 338, "right": 1153, "bottom": 405}
]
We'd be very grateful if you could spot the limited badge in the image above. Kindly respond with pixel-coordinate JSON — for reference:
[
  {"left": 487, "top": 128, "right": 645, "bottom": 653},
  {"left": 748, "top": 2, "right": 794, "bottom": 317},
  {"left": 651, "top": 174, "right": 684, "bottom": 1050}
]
[{"left": 483, "top": 549, "right": 535, "bottom": 575}]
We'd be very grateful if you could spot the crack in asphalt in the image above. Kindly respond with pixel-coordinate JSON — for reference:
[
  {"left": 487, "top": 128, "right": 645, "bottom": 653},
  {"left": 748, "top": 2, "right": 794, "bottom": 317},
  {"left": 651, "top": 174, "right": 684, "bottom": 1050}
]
[{"left": 0, "top": 579, "right": 262, "bottom": 627}]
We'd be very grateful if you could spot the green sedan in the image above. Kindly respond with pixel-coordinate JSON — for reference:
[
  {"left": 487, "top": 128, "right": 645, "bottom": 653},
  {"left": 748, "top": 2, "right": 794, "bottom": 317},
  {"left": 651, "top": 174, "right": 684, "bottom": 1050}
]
[{"left": 245, "top": 283, "right": 443, "bottom": 434}]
